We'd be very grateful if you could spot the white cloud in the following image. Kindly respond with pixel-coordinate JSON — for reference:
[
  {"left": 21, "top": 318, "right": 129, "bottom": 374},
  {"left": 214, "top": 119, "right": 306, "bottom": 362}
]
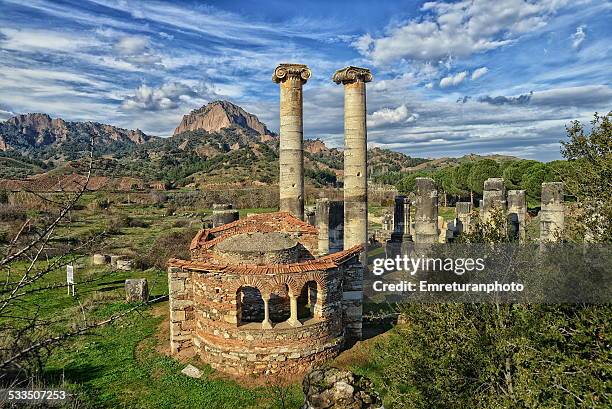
[
  {"left": 571, "top": 25, "right": 586, "bottom": 49},
  {"left": 0, "top": 28, "right": 99, "bottom": 52},
  {"left": 530, "top": 85, "right": 612, "bottom": 107},
  {"left": 114, "top": 35, "right": 150, "bottom": 54},
  {"left": 355, "top": 0, "right": 568, "bottom": 65},
  {"left": 440, "top": 71, "right": 468, "bottom": 88},
  {"left": 471, "top": 66, "right": 489, "bottom": 80},
  {"left": 368, "top": 104, "right": 418, "bottom": 128},
  {"left": 121, "top": 81, "right": 216, "bottom": 111}
]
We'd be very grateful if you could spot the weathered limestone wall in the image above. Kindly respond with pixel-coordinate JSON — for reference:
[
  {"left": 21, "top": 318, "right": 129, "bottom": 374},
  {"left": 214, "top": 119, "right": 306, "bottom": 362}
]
[
  {"left": 482, "top": 178, "right": 507, "bottom": 222},
  {"left": 540, "top": 182, "right": 564, "bottom": 242},
  {"left": 168, "top": 267, "right": 195, "bottom": 354},
  {"left": 333, "top": 67, "right": 372, "bottom": 250},
  {"left": 456, "top": 201, "right": 472, "bottom": 234},
  {"left": 507, "top": 190, "right": 527, "bottom": 242},
  {"left": 273, "top": 64, "right": 311, "bottom": 220},
  {"left": 414, "top": 177, "right": 438, "bottom": 243}
]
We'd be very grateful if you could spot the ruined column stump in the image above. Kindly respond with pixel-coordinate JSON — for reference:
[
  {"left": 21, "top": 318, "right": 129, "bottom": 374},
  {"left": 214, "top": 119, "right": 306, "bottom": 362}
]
[
  {"left": 414, "top": 177, "right": 438, "bottom": 244},
  {"left": 507, "top": 190, "right": 527, "bottom": 242},
  {"left": 540, "top": 182, "right": 564, "bottom": 243}
]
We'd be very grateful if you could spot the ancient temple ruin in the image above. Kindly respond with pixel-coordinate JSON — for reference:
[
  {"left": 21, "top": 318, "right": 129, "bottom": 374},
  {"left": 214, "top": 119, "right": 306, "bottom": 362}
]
[{"left": 167, "top": 64, "right": 372, "bottom": 376}]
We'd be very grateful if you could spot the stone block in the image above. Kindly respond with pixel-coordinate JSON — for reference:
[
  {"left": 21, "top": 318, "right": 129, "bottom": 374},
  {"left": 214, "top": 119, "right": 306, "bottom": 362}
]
[
  {"left": 125, "top": 278, "right": 148, "bottom": 303},
  {"left": 92, "top": 254, "right": 108, "bottom": 265}
]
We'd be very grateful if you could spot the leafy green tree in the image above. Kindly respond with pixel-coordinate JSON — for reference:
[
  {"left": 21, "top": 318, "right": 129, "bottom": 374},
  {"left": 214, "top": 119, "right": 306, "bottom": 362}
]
[
  {"left": 519, "top": 163, "right": 556, "bottom": 203},
  {"left": 452, "top": 162, "right": 473, "bottom": 203},
  {"left": 396, "top": 171, "right": 430, "bottom": 194},
  {"left": 467, "top": 159, "right": 501, "bottom": 198},
  {"left": 433, "top": 167, "right": 456, "bottom": 207},
  {"left": 502, "top": 160, "right": 539, "bottom": 189},
  {"left": 561, "top": 111, "right": 612, "bottom": 242}
]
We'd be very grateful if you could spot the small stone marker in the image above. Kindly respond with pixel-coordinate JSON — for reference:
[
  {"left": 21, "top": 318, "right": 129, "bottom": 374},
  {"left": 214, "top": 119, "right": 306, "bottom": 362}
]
[
  {"left": 181, "top": 364, "right": 203, "bottom": 379},
  {"left": 125, "top": 278, "right": 148, "bottom": 302}
]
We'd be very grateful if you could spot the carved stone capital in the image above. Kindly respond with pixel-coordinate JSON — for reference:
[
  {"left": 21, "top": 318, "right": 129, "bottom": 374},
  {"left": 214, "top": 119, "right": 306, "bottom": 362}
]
[
  {"left": 272, "top": 63, "right": 311, "bottom": 84},
  {"left": 333, "top": 66, "right": 373, "bottom": 84}
]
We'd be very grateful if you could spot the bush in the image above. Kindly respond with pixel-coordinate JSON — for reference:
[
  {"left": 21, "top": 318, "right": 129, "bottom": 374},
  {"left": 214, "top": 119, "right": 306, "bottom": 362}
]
[
  {"left": 0, "top": 189, "right": 8, "bottom": 204},
  {"left": 134, "top": 228, "right": 197, "bottom": 269},
  {"left": 0, "top": 205, "right": 27, "bottom": 222},
  {"left": 106, "top": 214, "right": 149, "bottom": 234}
]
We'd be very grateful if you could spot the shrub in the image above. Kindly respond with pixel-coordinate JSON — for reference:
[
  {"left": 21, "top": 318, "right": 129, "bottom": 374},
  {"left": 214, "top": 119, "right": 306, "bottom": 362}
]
[
  {"left": 0, "top": 189, "right": 8, "bottom": 204},
  {"left": 134, "top": 228, "right": 197, "bottom": 269},
  {"left": 0, "top": 205, "right": 27, "bottom": 222}
]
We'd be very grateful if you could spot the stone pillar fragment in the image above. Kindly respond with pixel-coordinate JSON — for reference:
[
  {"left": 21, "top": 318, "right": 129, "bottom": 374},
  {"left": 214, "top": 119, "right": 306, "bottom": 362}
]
[
  {"left": 414, "top": 177, "right": 438, "bottom": 243},
  {"left": 390, "top": 195, "right": 412, "bottom": 242},
  {"left": 212, "top": 204, "right": 239, "bottom": 227},
  {"left": 507, "top": 190, "right": 527, "bottom": 242},
  {"left": 482, "top": 178, "right": 507, "bottom": 223},
  {"left": 540, "top": 182, "right": 564, "bottom": 243},
  {"left": 316, "top": 198, "right": 330, "bottom": 255},
  {"left": 273, "top": 63, "right": 311, "bottom": 220},
  {"left": 125, "top": 278, "right": 148, "bottom": 302},
  {"left": 456, "top": 201, "right": 472, "bottom": 234},
  {"left": 333, "top": 66, "right": 372, "bottom": 250}
]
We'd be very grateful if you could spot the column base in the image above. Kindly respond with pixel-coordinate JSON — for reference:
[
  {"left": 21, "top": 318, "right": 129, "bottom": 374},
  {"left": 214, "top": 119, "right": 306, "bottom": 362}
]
[
  {"left": 261, "top": 319, "right": 273, "bottom": 329},
  {"left": 287, "top": 318, "right": 302, "bottom": 327}
]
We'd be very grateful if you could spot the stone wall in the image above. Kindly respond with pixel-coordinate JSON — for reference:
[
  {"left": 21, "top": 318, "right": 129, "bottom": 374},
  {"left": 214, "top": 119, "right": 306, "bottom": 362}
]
[
  {"left": 168, "top": 266, "right": 195, "bottom": 354},
  {"left": 341, "top": 256, "right": 364, "bottom": 343}
]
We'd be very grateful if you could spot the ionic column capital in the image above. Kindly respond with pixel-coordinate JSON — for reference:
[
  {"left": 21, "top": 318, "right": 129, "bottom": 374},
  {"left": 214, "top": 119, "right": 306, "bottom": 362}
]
[
  {"left": 272, "top": 63, "right": 311, "bottom": 84},
  {"left": 333, "top": 66, "right": 373, "bottom": 85}
]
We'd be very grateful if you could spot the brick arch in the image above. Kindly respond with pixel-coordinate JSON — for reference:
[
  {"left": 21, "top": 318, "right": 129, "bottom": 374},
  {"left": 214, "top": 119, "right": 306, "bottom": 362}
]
[
  {"left": 269, "top": 274, "right": 301, "bottom": 296},
  {"left": 230, "top": 276, "right": 271, "bottom": 296},
  {"left": 304, "top": 271, "right": 327, "bottom": 294}
]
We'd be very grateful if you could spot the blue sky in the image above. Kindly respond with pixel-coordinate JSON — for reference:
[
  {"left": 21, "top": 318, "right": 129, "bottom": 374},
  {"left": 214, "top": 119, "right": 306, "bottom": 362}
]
[{"left": 0, "top": 0, "right": 610, "bottom": 161}]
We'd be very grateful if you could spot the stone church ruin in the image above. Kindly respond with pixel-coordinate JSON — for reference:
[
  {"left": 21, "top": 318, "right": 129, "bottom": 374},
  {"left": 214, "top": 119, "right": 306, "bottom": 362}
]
[{"left": 167, "top": 64, "right": 373, "bottom": 376}]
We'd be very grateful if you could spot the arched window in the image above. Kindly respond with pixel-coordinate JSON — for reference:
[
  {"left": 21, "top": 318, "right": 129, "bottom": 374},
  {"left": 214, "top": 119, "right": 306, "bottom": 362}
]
[
  {"left": 236, "top": 286, "right": 264, "bottom": 325},
  {"left": 298, "top": 281, "right": 319, "bottom": 320},
  {"left": 268, "top": 283, "right": 291, "bottom": 323}
]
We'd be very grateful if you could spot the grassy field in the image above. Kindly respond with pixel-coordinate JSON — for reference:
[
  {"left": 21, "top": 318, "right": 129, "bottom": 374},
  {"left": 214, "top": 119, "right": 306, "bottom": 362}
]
[{"left": 1, "top": 198, "right": 308, "bottom": 408}]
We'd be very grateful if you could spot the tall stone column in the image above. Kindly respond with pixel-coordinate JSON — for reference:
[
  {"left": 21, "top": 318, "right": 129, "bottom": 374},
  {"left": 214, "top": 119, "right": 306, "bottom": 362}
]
[
  {"left": 273, "top": 63, "right": 311, "bottom": 220},
  {"left": 540, "top": 182, "right": 564, "bottom": 243},
  {"left": 507, "top": 190, "right": 527, "bottom": 242},
  {"left": 333, "top": 66, "right": 372, "bottom": 250}
]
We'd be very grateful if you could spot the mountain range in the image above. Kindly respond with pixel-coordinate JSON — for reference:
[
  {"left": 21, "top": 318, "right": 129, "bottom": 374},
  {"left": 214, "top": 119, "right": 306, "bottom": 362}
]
[{"left": 0, "top": 101, "right": 517, "bottom": 190}]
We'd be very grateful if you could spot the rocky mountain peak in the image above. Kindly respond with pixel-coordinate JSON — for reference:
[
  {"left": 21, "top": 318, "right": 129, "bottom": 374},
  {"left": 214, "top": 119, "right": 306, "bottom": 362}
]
[
  {"left": 0, "top": 113, "right": 152, "bottom": 152},
  {"left": 173, "top": 100, "right": 276, "bottom": 139}
]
